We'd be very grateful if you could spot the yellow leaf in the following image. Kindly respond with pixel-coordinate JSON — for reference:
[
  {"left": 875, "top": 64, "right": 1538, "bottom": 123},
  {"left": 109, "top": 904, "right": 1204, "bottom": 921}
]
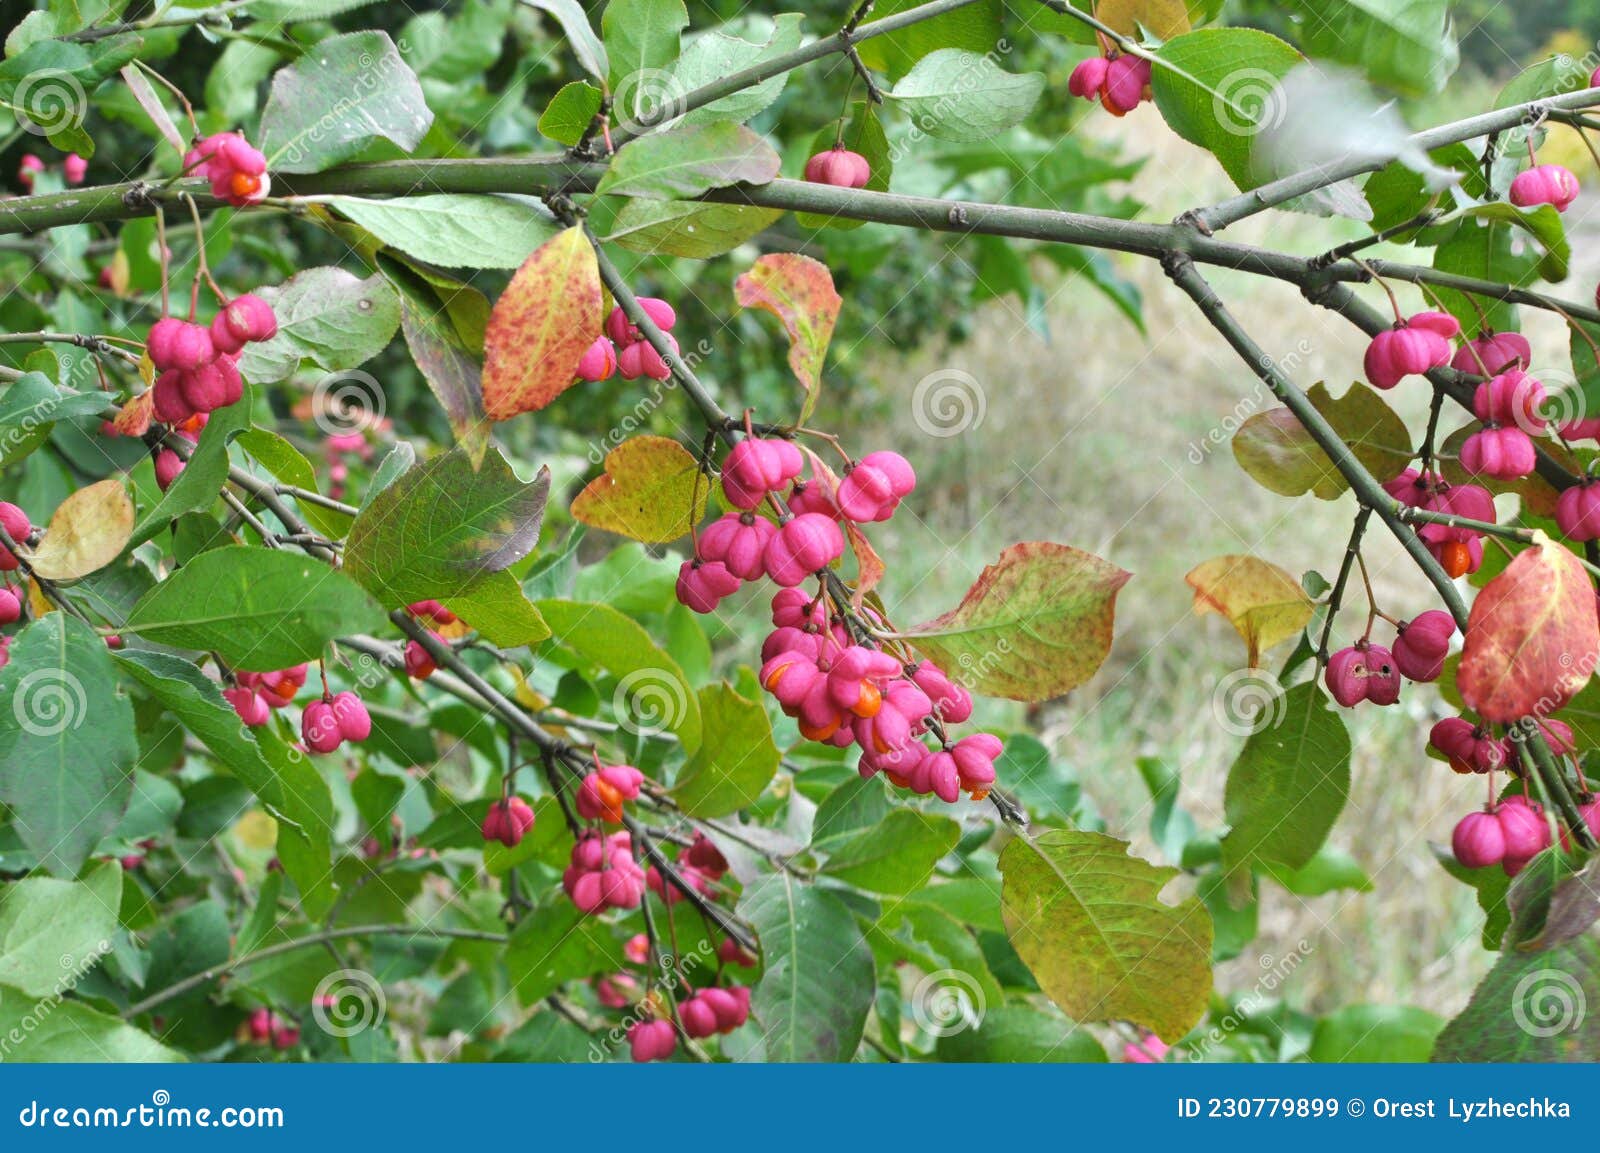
[{"left": 1186, "top": 554, "right": 1311, "bottom": 668}]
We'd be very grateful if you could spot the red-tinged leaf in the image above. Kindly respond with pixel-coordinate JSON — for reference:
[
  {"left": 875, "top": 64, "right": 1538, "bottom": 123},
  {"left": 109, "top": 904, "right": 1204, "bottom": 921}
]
[
  {"left": 1458, "top": 535, "right": 1599, "bottom": 724},
  {"left": 905, "top": 542, "right": 1130, "bottom": 702},
  {"left": 1186, "top": 555, "right": 1312, "bottom": 668},
  {"left": 113, "top": 391, "right": 153, "bottom": 437},
  {"left": 734, "top": 253, "right": 840, "bottom": 424},
  {"left": 571, "top": 435, "right": 708, "bottom": 543},
  {"left": 481, "top": 226, "right": 602, "bottom": 421}
]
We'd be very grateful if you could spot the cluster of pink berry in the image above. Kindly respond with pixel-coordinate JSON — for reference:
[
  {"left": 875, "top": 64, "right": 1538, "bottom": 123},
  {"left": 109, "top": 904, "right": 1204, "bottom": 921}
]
[
  {"left": 645, "top": 831, "right": 726, "bottom": 905},
  {"left": 224, "top": 663, "right": 308, "bottom": 726},
  {"left": 1067, "top": 53, "right": 1153, "bottom": 116},
  {"left": 1324, "top": 610, "right": 1454, "bottom": 709},
  {"left": 575, "top": 762, "right": 645, "bottom": 824},
  {"left": 245, "top": 1007, "right": 299, "bottom": 1050},
  {"left": 17, "top": 152, "right": 86, "bottom": 189},
  {"left": 402, "top": 600, "right": 457, "bottom": 680},
  {"left": 1430, "top": 717, "right": 1573, "bottom": 776},
  {"left": 1451, "top": 796, "right": 1558, "bottom": 876},
  {"left": 147, "top": 294, "right": 277, "bottom": 425},
  {"left": 185, "top": 132, "right": 271, "bottom": 207},
  {"left": 301, "top": 691, "right": 372, "bottom": 754},
  {"left": 325, "top": 429, "right": 373, "bottom": 500},
  {"left": 564, "top": 829, "right": 647, "bottom": 914},
  {"left": 1383, "top": 468, "right": 1496, "bottom": 578},
  {"left": 804, "top": 146, "right": 871, "bottom": 189},
  {"left": 576, "top": 299, "right": 679, "bottom": 384},
  {"left": 481, "top": 796, "right": 535, "bottom": 847},
  {"left": 0, "top": 503, "right": 33, "bottom": 627},
  {"left": 674, "top": 435, "right": 1002, "bottom": 803}
]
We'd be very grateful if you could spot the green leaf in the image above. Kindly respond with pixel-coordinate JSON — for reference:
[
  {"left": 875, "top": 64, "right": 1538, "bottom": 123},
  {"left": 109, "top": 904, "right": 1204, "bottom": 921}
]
[
  {"left": 855, "top": 0, "right": 1002, "bottom": 81},
  {"left": 235, "top": 427, "right": 353, "bottom": 540},
  {"left": 606, "top": 199, "right": 782, "bottom": 258},
  {"left": 1219, "top": 682, "right": 1351, "bottom": 890},
  {"left": 534, "top": 599, "right": 702, "bottom": 746},
  {"left": 670, "top": 682, "right": 779, "bottom": 817},
  {"left": 569, "top": 434, "right": 706, "bottom": 543},
  {"left": 885, "top": 48, "right": 1043, "bottom": 142},
  {"left": 378, "top": 255, "right": 489, "bottom": 456},
  {"left": 935, "top": 1003, "right": 1107, "bottom": 1062},
  {"left": 1279, "top": 0, "right": 1457, "bottom": 97},
  {"left": 521, "top": 0, "right": 608, "bottom": 83},
  {"left": 596, "top": 122, "right": 780, "bottom": 200},
  {"left": 260, "top": 31, "right": 432, "bottom": 173},
  {"left": 323, "top": 195, "right": 559, "bottom": 271},
  {"left": 0, "top": 985, "right": 180, "bottom": 1061},
  {"left": 243, "top": 0, "right": 383, "bottom": 19},
  {"left": 538, "top": 80, "right": 603, "bottom": 146},
  {"left": 1261, "top": 846, "right": 1372, "bottom": 896},
  {"left": 342, "top": 444, "right": 550, "bottom": 608},
  {"left": 741, "top": 874, "right": 875, "bottom": 1061},
  {"left": 1430, "top": 219, "right": 1537, "bottom": 335},
  {"left": 0, "top": 862, "right": 120, "bottom": 996},
  {"left": 1444, "top": 201, "right": 1569, "bottom": 282},
  {"left": 1232, "top": 381, "right": 1413, "bottom": 501},
  {"left": 0, "top": 615, "right": 136, "bottom": 877},
  {"left": 506, "top": 892, "right": 625, "bottom": 1005},
  {"left": 237, "top": 266, "right": 401, "bottom": 384},
  {"left": 1311, "top": 1004, "right": 1443, "bottom": 1062},
  {"left": 811, "top": 775, "right": 893, "bottom": 846},
  {"left": 114, "top": 650, "right": 336, "bottom": 917},
  {"left": 602, "top": 0, "right": 688, "bottom": 94},
  {"left": 822, "top": 809, "right": 960, "bottom": 894},
  {"left": 1000, "top": 829, "right": 1213, "bottom": 1040},
  {"left": 123, "top": 546, "right": 385, "bottom": 671},
  {"left": 439, "top": 570, "right": 549, "bottom": 646},
  {"left": 129, "top": 383, "right": 253, "bottom": 548},
  {"left": 1433, "top": 935, "right": 1600, "bottom": 1061},
  {"left": 671, "top": 14, "right": 805, "bottom": 127},
  {"left": 0, "top": 373, "right": 108, "bottom": 468},
  {"left": 1497, "top": 55, "right": 1593, "bottom": 109},
  {"left": 1151, "top": 28, "right": 1304, "bottom": 192},
  {"left": 905, "top": 542, "right": 1131, "bottom": 702}
]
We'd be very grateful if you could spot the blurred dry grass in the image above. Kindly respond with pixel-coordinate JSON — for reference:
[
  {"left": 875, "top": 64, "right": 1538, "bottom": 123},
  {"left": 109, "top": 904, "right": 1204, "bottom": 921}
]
[{"left": 840, "top": 115, "right": 1600, "bottom": 1022}]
